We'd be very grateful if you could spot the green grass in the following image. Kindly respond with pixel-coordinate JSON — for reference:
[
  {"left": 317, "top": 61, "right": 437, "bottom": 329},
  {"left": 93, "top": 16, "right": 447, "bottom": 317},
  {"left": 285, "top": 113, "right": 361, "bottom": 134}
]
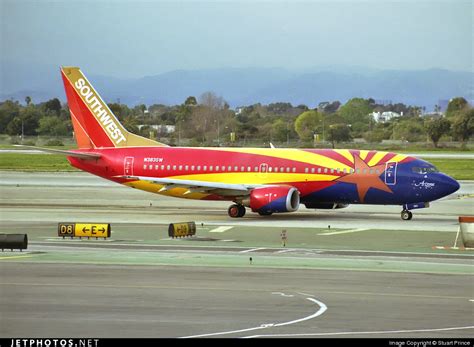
[
  {"left": 0, "top": 153, "right": 77, "bottom": 171},
  {"left": 0, "top": 153, "right": 472, "bottom": 179},
  {"left": 425, "top": 158, "right": 473, "bottom": 180}
]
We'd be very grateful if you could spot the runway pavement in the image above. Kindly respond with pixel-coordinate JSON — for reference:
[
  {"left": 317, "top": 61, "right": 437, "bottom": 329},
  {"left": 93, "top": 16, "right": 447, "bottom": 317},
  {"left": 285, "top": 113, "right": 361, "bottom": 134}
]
[
  {"left": 1, "top": 263, "right": 473, "bottom": 338},
  {"left": 0, "top": 172, "right": 473, "bottom": 338}
]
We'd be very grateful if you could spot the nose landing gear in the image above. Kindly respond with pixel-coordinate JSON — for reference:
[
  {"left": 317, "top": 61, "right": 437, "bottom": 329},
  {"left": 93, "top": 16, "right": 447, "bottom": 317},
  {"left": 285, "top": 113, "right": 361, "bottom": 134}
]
[
  {"left": 401, "top": 210, "right": 413, "bottom": 220},
  {"left": 228, "top": 204, "right": 246, "bottom": 218}
]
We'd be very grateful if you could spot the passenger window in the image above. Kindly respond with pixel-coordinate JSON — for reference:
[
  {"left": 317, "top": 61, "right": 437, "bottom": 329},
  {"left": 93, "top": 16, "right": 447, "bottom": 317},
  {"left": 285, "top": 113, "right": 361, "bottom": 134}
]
[
  {"left": 191, "top": 165, "right": 194, "bottom": 170},
  {"left": 254, "top": 166, "right": 258, "bottom": 171},
  {"left": 318, "top": 168, "right": 321, "bottom": 173},
  {"left": 167, "top": 165, "right": 170, "bottom": 170},
  {"left": 155, "top": 165, "right": 158, "bottom": 170},
  {"left": 330, "top": 169, "right": 334, "bottom": 173},
  {"left": 369, "top": 169, "right": 373, "bottom": 174},
  {"left": 209, "top": 166, "right": 213, "bottom": 171},
  {"left": 203, "top": 165, "right": 207, "bottom": 171},
  {"left": 161, "top": 165, "right": 164, "bottom": 170},
  {"left": 311, "top": 168, "right": 315, "bottom": 173},
  {"left": 222, "top": 166, "right": 226, "bottom": 171},
  {"left": 269, "top": 167, "right": 273, "bottom": 172},
  {"left": 172, "top": 165, "right": 176, "bottom": 170},
  {"left": 362, "top": 169, "right": 367, "bottom": 174},
  {"left": 324, "top": 168, "right": 328, "bottom": 173},
  {"left": 143, "top": 165, "right": 147, "bottom": 170},
  {"left": 185, "top": 165, "right": 189, "bottom": 170},
  {"left": 292, "top": 168, "right": 296, "bottom": 173},
  {"left": 241, "top": 166, "right": 244, "bottom": 171},
  {"left": 286, "top": 167, "right": 290, "bottom": 172},
  {"left": 248, "top": 166, "right": 251, "bottom": 172},
  {"left": 280, "top": 167, "right": 284, "bottom": 172},
  {"left": 179, "top": 165, "right": 182, "bottom": 170},
  {"left": 305, "top": 168, "right": 309, "bottom": 173},
  {"left": 149, "top": 165, "right": 153, "bottom": 170}
]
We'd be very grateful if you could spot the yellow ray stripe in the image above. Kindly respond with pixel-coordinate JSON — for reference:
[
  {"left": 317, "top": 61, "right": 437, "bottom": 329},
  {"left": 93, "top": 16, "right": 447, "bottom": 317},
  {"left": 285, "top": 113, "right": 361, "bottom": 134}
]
[
  {"left": 333, "top": 149, "right": 354, "bottom": 163},
  {"left": 389, "top": 154, "right": 408, "bottom": 163},
  {"left": 367, "top": 151, "right": 389, "bottom": 166},
  {"left": 173, "top": 173, "right": 339, "bottom": 184},
  {"left": 359, "top": 150, "right": 369, "bottom": 160},
  {"left": 212, "top": 148, "right": 352, "bottom": 171}
]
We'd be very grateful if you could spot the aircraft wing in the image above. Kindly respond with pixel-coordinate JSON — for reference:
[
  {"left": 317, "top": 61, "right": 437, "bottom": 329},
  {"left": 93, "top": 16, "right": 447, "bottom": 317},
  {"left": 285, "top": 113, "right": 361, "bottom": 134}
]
[{"left": 119, "top": 175, "right": 259, "bottom": 197}]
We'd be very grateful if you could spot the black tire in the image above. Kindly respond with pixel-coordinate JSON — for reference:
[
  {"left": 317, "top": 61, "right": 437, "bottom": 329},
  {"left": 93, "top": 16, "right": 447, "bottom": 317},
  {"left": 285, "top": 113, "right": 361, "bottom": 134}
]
[
  {"left": 401, "top": 210, "right": 412, "bottom": 220},
  {"left": 237, "top": 205, "right": 246, "bottom": 217},
  {"left": 228, "top": 204, "right": 240, "bottom": 218},
  {"left": 258, "top": 211, "right": 273, "bottom": 216}
]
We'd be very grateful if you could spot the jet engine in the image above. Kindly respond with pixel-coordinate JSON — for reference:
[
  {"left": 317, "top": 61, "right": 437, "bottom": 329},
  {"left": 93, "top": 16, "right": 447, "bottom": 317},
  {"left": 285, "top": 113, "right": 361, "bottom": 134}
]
[{"left": 243, "top": 186, "right": 300, "bottom": 215}]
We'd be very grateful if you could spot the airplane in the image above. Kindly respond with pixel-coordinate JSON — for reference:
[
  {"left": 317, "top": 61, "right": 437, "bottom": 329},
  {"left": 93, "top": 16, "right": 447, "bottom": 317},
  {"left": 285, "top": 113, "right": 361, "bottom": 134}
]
[{"left": 22, "top": 67, "right": 460, "bottom": 220}]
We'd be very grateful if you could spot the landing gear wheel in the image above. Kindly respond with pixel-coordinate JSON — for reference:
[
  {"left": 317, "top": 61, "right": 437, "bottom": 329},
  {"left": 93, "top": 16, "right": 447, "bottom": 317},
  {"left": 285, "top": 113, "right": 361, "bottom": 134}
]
[
  {"left": 228, "top": 204, "right": 240, "bottom": 218},
  {"left": 237, "top": 205, "right": 246, "bottom": 217},
  {"left": 258, "top": 211, "right": 273, "bottom": 216},
  {"left": 401, "top": 210, "right": 413, "bottom": 220}
]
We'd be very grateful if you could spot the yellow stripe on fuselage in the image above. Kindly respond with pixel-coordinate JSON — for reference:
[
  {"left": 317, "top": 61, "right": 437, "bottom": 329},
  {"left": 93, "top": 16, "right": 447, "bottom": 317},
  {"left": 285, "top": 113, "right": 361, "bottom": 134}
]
[
  {"left": 333, "top": 149, "right": 354, "bottom": 163},
  {"left": 211, "top": 148, "right": 353, "bottom": 171},
  {"left": 367, "top": 151, "right": 389, "bottom": 166},
  {"left": 359, "top": 150, "right": 369, "bottom": 160},
  {"left": 389, "top": 154, "right": 408, "bottom": 163},
  {"left": 172, "top": 172, "right": 339, "bottom": 184}
]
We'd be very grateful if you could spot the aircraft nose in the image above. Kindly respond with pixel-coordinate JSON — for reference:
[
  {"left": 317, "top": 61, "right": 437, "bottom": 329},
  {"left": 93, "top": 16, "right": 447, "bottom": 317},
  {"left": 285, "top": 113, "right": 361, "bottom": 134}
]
[{"left": 439, "top": 174, "right": 460, "bottom": 197}]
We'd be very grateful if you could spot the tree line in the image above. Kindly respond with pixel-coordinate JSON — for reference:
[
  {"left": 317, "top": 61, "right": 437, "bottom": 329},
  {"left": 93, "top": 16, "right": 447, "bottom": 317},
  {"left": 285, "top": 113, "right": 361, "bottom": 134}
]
[{"left": 0, "top": 93, "right": 472, "bottom": 148}]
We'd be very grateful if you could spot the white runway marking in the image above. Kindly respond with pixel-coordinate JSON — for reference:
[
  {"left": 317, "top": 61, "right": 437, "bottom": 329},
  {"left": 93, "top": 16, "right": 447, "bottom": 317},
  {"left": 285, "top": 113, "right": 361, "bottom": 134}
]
[
  {"left": 209, "top": 226, "right": 234, "bottom": 233},
  {"left": 274, "top": 249, "right": 292, "bottom": 254},
  {"left": 239, "top": 247, "right": 266, "bottom": 253},
  {"left": 245, "top": 325, "right": 474, "bottom": 338},
  {"left": 272, "top": 292, "right": 294, "bottom": 297},
  {"left": 180, "top": 295, "right": 327, "bottom": 338},
  {"left": 318, "top": 228, "right": 368, "bottom": 236}
]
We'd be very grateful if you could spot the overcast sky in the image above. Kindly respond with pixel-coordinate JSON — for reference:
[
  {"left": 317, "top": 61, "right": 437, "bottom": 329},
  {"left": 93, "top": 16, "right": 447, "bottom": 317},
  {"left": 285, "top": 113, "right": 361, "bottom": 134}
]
[{"left": 1, "top": 0, "right": 472, "bottom": 78}]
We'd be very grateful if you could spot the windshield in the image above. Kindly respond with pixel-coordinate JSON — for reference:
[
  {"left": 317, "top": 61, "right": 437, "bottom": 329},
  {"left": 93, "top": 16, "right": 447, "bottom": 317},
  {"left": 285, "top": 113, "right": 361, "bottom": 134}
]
[{"left": 411, "top": 166, "right": 439, "bottom": 174}]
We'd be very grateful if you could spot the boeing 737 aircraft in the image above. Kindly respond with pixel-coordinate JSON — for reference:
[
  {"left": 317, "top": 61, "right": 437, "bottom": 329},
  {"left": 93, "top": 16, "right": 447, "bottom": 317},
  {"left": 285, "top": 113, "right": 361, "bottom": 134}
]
[{"left": 24, "top": 67, "right": 460, "bottom": 220}]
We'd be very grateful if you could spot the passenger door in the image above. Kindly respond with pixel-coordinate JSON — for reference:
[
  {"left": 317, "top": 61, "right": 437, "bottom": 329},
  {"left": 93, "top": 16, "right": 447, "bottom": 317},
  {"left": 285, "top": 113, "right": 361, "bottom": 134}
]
[{"left": 124, "top": 156, "right": 134, "bottom": 176}]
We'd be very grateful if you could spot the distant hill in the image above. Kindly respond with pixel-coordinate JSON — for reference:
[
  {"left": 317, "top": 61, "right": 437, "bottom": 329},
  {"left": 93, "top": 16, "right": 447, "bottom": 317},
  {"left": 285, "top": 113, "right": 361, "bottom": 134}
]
[{"left": 1, "top": 63, "right": 472, "bottom": 110}]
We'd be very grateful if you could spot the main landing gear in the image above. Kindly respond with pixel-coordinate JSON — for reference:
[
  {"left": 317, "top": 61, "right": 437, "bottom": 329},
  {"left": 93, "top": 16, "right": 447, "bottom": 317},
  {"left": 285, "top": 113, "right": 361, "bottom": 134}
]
[
  {"left": 401, "top": 210, "right": 413, "bottom": 221},
  {"left": 228, "top": 204, "right": 246, "bottom": 218}
]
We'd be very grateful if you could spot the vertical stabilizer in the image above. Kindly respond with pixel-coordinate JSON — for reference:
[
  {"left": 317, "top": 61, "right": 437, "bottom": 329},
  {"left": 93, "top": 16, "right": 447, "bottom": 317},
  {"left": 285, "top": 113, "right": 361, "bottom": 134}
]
[{"left": 61, "top": 66, "right": 167, "bottom": 148}]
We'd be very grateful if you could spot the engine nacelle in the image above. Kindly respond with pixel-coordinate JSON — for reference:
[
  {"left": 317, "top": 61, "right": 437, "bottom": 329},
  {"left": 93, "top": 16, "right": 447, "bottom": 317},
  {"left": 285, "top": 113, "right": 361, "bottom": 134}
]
[
  {"left": 304, "top": 202, "right": 349, "bottom": 209},
  {"left": 244, "top": 186, "right": 300, "bottom": 214}
]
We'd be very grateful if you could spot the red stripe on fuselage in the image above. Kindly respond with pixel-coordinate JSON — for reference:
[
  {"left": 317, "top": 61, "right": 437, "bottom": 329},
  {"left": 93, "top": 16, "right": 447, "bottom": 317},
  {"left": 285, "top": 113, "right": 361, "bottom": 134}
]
[
  {"left": 304, "top": 149, "right": 354, "bottom": 168},
  {"left": 364, "top": 151, "right": 377, "bottom": 163},
  {"left": 379, "top": 152, "right": 397, "bottom": 164}
]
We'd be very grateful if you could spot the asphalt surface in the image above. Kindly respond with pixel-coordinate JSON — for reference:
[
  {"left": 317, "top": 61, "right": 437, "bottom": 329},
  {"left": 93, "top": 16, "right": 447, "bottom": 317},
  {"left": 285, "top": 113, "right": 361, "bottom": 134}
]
[
  {"left": 0, "top": 172, "right": 473, "bottom": 338},
  {"left": 1, "top": 263, "right": 473, "bottom": 338}
]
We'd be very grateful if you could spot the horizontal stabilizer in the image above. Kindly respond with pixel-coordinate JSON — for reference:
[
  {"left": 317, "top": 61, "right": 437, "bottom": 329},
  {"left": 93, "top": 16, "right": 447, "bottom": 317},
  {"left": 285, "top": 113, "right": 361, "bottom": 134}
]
[{"left": 13, "top": 145, "right": 101, "bottom": 160}]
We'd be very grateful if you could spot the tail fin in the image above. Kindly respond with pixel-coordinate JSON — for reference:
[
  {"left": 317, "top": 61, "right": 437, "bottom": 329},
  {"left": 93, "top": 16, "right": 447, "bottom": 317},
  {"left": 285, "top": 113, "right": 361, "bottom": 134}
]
[{"left": 61, "top": 66, "right": 168, "bottom": 149}]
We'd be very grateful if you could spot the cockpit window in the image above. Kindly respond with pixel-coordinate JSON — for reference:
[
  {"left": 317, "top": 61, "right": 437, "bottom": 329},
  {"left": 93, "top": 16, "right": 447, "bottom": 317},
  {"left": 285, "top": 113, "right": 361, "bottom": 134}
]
[{"left": 412, "top": 166, "right": 439, "bottom": 174}]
